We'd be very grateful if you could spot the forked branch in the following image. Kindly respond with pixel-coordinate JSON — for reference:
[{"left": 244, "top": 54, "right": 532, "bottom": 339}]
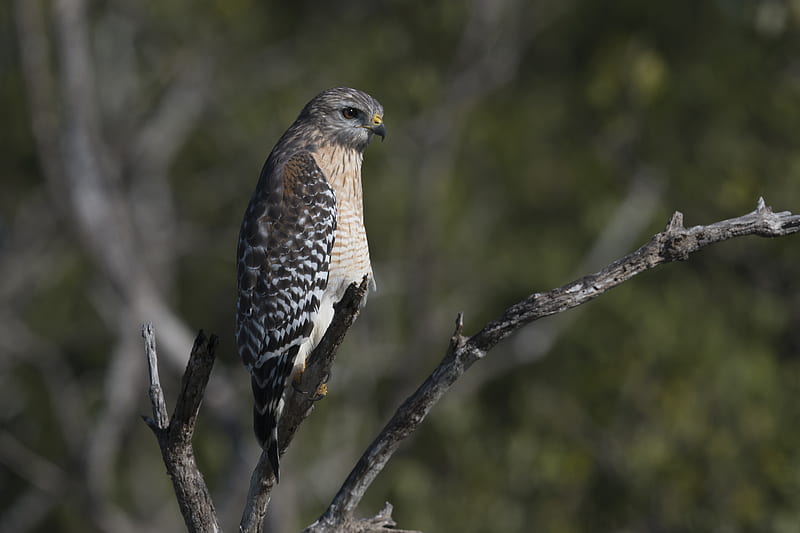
[
  {"left": 303, "top": 197, "right": 800, "bottom": 532},
  {"left": 143, "top": 198, "right": 800, "bottom": 533},
  {"left": 143, "top": 280, "right": 373, "bottom": 532},
  {"left": 142, "top": 324, "right": 220, "bottom": 533}
]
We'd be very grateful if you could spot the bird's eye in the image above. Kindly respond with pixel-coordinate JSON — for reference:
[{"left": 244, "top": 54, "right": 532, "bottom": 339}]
[{"left": 341, "top": 107, "right": 359, "bottom": 120}]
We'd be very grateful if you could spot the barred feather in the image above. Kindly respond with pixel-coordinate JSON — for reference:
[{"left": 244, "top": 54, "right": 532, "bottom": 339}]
[{"left": 235, "top": 87, "right": 383, "bottom": 481}]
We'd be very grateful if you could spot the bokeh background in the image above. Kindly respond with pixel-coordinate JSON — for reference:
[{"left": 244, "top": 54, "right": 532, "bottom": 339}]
[{"left": 3, "top": 0, "right": 800, "bottom": 531}]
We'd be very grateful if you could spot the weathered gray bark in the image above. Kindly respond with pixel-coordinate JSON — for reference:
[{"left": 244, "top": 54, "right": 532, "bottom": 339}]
[
  {"left": 144, "top": 198, "right": 800, "bottom": 533},
  {"left": 304, "top": 197, "right": 800, "bottom": 532},
  {"left": 142, "top": 325, "right": 221, "bottom": 533}
]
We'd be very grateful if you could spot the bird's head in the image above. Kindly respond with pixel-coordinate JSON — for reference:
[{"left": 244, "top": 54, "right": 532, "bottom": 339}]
[{"left": 299, "top": 87, "right": 385, "bottom": 151}]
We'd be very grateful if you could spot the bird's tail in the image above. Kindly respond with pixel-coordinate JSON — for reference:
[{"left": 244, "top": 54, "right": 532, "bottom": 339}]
[{"left": 251, "top": 374, "right": 282, "bottom": 482}]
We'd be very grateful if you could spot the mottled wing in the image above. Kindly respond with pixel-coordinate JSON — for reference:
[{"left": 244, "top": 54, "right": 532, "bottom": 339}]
[{"left": 235, "top": 152, "right": 336, "bottom": 478}]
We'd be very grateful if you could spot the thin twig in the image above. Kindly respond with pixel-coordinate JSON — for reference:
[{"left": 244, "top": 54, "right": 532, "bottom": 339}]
[{"left": 142, "top": 323, "right": 169, "bottom": 430}]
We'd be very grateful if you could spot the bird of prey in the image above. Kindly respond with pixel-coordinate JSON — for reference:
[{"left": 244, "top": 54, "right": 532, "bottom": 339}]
[{"left": 236, "top": 87, "right": 385, "bottom": 480}]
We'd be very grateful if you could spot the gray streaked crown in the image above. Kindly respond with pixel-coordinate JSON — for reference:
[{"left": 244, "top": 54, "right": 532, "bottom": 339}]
[{"left": 296, "top": 87, "right": 385, "bottom": 151}]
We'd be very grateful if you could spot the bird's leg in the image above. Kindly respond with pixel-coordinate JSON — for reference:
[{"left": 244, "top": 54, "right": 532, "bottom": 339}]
[{"left": 291, "top": 359, "right": 307, "bottom": 394}]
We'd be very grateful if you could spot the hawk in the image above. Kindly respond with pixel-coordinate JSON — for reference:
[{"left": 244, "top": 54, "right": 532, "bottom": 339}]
[{"left": 235, "top": 87, "right": 385, "bottom": 480}]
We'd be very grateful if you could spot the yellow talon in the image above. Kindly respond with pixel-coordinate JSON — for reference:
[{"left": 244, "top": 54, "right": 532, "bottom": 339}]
[{"left": 316, "top": 383, "right": 328, "bottom": 397}]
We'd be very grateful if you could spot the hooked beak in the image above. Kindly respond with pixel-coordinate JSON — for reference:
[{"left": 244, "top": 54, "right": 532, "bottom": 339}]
[{"left": 367, "top": 113, "right": 386, "bottom": 141}]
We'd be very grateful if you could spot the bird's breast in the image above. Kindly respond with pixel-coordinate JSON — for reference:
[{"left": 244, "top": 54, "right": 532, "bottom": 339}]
[{"left": 329, "top": 199, "right": 372, "bottom": 288}]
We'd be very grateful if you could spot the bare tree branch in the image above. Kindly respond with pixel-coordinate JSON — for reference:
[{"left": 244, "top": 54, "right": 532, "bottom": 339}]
[
  {"left": 144, "top": 323, "right": 170, "bottom": 430},
  {"left": 142, "top": 324, "right": 221, "bottom": 533},
  {"left": 462, "top": 169, "right": 665, "bottom": 393},
  {"left": 144, "top": 198, "right": 799, "bottom": 533},
  {"left": 470, "top": 198, "right": 799, "bottom": 352},
  {"left": 304, "top": 197, "right": 800, "bottom": 532},
  {"left": 305, "top": 502, "right": 420, "bottom": 533},
  {"left": 143, "top": 280, "right": 370, "bottom": 532}
]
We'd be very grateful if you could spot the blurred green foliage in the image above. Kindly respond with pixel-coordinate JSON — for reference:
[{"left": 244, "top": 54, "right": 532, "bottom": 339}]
[{"left": 2, "top": 0, "right": 800, "bottom": 532}]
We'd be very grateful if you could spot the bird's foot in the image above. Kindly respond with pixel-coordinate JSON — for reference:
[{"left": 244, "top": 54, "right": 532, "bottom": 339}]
[
  {"left": 292, "top": 379, "right": 328, "bottom": 401},
  {"left": 310, "top": 383, "right": 328, "bottom": 401},
  {"left": 307, "top": 368, "right": 332, "bottom": 400},
  {"left": 290, "top": 359, "right": 329, "bottom": 400}
]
